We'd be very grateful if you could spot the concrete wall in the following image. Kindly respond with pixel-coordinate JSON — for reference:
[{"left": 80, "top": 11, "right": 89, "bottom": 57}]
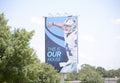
[{"left": 104, "top": 78, "right": 119, "bottom": 83}]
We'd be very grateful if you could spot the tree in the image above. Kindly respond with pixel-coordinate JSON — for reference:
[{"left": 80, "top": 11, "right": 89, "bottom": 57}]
[
  {"left": 116, "top": 68, "right": 120, "bottom": 77},
  {"left": 0, "top": 13, "right": 38, "bottom": 83},
  {"left": 39, "top": 63, "right": 60, "bottom": 83},
  {"left": 96, "top": 66, "right": 106, "bottom": 77},
  {"left": 0, "top": 13, "right": 60, "bottom": 83},
  {"left": 66, "top": 72, "right": 79, "bottom": 81},
  {"left": 0, "top": 13, "right": 12, "bottom": 82},
  {"left": 79, "top": 64, "right": 104, "bottom": 83}
]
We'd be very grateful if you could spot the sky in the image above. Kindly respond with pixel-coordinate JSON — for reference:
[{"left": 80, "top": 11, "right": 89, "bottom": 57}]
[{"left": 0, "top": 0, "right": 120, "bottom": 70}]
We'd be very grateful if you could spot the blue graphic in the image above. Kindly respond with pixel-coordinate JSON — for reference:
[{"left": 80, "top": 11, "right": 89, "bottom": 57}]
[{"left": 45, "top": 16, "right": 78, "bottom": 73}]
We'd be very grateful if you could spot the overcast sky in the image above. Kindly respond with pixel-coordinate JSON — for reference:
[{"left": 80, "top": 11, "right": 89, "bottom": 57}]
[{"left": 0, "top": 0, "right": 120, "bottom": 70}]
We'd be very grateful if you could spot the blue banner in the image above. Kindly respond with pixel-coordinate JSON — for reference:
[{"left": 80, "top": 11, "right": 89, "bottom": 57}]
[{"left": 45, "top": 16, "right": 78, "bottom": 73}]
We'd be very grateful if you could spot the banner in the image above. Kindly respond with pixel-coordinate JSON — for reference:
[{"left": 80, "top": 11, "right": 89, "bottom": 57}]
[{"left": 45, "top": 16, "right": 78, "bottom": 73}]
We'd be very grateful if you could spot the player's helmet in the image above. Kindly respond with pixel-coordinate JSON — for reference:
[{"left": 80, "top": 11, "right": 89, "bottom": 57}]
[{"left": 64, "top": 16, "right": 77, "bottom": 33}]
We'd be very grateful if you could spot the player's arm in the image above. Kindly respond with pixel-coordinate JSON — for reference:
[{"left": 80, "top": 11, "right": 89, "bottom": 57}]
[{"left": 48, "top": 22, "right": 64, "bottom": 29}]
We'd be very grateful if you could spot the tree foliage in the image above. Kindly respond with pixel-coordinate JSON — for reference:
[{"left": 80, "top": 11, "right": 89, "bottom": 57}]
[
  {"left": 0, "top": 13, "right": 60, "bottom": 83},
  {"left": 96, "top": 66, "right": 106, "bottom": 77},
  {"left": 66, "top": 72, "right": 79, "bottom": 81},
  {"left": 79, "top": 64, "right": 104, "bottom": 83},
  {"left": 96, "top": 66, "right": 120, "bottom": 78},
  {"left": 39, "top": 63, "right": 60, "bottom": 83}
]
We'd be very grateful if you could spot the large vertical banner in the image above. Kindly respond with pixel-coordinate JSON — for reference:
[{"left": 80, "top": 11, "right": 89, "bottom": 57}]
[{"left": 45, "top": 16, "right": 78, "bottom": 73}]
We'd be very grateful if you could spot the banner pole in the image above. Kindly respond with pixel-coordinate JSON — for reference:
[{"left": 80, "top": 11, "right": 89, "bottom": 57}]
[{"left": 60, "top": 73, "right": 65, "bottom": 83}]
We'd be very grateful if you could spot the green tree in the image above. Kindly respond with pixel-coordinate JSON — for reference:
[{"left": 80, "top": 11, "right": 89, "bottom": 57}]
[
  {"left": 116, "top": 68, "right": 120, "bottom": 77},
  {"left": 39, "top": 63, "right": 60, "bottom": 83},
  {"left": 79, "top": 64, "right": 104, "bottom": 83},
  {"left": 96, "top": 66, "right": 106, "bottom": 77},
  {"left": 0, "top": 13, "right": 60, "bottom": 83},
  {"left": 0, "top": 13, "right": 12, "bottom": 82},
  {"left": 103, "top": 68, "right": 120, "bottom": 78},
  {"left": 105, "top": 69, "right": 118, "bottom": 78},
  {"left": 66, "top": 72, "right": 79, "bottom": 81}
]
